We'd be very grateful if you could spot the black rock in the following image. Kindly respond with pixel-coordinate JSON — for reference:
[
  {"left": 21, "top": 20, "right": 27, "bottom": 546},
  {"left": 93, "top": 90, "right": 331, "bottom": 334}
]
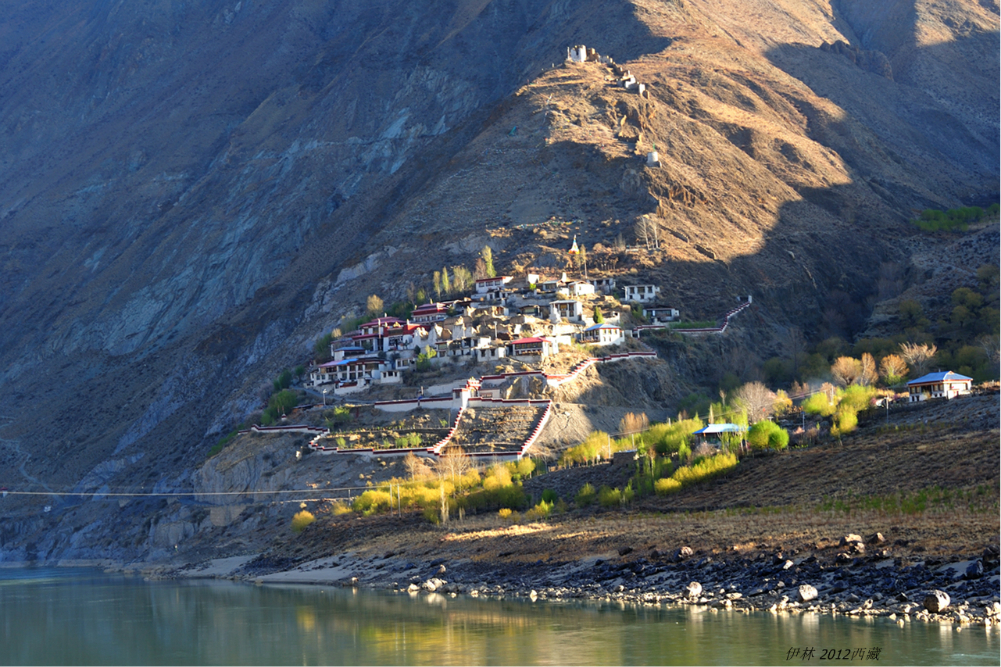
[
  {"left": 618, "top": 546, "right": 634, "bottom": 557},
  {"left": 964, "top": 556, "right": 988, "bottom": 580}
]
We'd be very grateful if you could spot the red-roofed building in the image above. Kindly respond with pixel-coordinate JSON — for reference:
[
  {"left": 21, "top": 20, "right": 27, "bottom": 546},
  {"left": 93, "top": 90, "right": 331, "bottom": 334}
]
[
  {"left": 358, "top": 317, "right": 403, "bottom": 335},
  {"left": 508, "top": 336, "right": 557, "bottom": 358},
  {"left": 411, "top": 302, "right": 449, "bottom": 324}
]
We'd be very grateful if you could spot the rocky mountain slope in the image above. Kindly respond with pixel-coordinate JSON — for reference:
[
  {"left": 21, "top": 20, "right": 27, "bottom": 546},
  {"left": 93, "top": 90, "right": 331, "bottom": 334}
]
[{"left": 0, "top": 0, "right": 997, "bottom": 561}]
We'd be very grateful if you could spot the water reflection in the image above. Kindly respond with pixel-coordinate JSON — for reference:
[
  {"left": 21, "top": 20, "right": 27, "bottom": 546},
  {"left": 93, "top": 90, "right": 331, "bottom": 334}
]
[{"left": 0, "top": 569, "right": 995, "bottom": 665}]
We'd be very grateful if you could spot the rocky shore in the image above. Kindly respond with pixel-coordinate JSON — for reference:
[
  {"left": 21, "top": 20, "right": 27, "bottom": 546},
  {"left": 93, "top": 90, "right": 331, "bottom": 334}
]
[{"left": 166, "top": 535, "right": 1001, "bottom": 630}]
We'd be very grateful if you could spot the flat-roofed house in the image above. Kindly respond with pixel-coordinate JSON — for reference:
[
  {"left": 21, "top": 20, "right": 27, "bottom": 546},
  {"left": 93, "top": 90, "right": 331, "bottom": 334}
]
[
  {"left": 474, "top": 276, "right": 513, "bottom": 294},
  {"left": 643, "top": 306, "right": 680, "bottom": 322},
  {"left": 549, "top": 299, "right": 583, "bottom": 322},
  {"left": 624, "top": 285, "right": 660, "bottom": 302}
]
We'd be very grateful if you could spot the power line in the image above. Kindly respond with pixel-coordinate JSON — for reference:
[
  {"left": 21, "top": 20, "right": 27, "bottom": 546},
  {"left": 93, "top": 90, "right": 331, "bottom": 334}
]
[{"left": 0, "top": 485, "right": 374, "bottom": 499}]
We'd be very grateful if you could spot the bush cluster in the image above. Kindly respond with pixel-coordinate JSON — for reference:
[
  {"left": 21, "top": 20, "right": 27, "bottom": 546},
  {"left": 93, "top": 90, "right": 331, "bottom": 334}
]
[
  {"left": 655, "top": 452, "right": 738, "bottom": 495},
  {"left": 291, "top": 511, "right": 315, "bottom": 534},
  {"left": 746, "top": 421, "right": 789, "bottom": 451}
]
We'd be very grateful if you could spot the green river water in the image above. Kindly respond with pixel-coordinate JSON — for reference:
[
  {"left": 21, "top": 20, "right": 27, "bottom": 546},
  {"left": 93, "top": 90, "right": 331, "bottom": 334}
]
[{"left": 0, "top": 568, "right": 996, "bottom": 665}]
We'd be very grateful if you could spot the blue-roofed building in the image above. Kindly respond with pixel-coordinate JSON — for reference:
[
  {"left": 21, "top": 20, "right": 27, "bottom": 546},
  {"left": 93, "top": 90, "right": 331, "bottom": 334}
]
[
  {"left": 578, "top": 322, "right": 623, "bottom": 346},
  {"left": 692, "top": 423, "right": 746, "bottom": 447},
  {"left": 906, "top": 371, "right": 972, "bottom": 402}
]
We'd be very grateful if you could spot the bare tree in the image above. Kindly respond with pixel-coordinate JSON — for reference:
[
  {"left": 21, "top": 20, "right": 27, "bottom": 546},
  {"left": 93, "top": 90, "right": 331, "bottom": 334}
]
[
  {"left": 619, "top": 412, "right": 649, "bottom": 435},
  {"left": 879, "top": 354, "right": 908, "bottom": 384},
  {"left": 734, "top": 382, "right": 776, "bottom": 423},
  {"left": 404, "top": 452, "right": 432, "bottom": 481},
  {"left": 635, "top": 217, "right": 660, "bottom": 250},
  {"left": 976, "top": 334, "right": 1000, "bottom": 365},
  {"left": 451, "top": 265, "right": 473, "bottom": 292},
  {"left": 437, "top": 446, "right": 471, "bottom": 483},
  {"left": 366, "top": 294, "right": 384, "bottom": 316},
  {"left": 831, "top": 356, "right": 863, "bottom": 387},
  {"left": 783, "top": 326, "right": 805, "bottom": 378},
  {"left": 899, "top": 342, "right": 938, "bottom": 377},
  {"left": 859, "top": 353, "right": 878, "bottom": 386}
]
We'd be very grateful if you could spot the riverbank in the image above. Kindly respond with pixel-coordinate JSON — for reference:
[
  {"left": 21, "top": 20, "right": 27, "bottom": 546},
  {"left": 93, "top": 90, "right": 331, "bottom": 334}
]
[{"left": 145, "top": 503, "right": 1001, "bottom": 630}]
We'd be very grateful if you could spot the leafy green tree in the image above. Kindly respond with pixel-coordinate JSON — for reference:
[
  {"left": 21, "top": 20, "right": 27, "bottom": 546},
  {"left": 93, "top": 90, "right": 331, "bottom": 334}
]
[
  {"left": 441, "top": 267, "right": 451, "bottom": 295},
  {"left": 269, "top": 389, "right": 298, "bottom": 416},
  {"left": 415, "top": 347, "right": 437, "bottom": 371},
  {"left": 314, "top": 333, "right": 333, "bottom": 359},
  {"left": 273, "top": 368, "right": 293, "bottom": 391},
  {"left": 575, "top": 483, "right": 596, "bottom": 507},
  {"left": 593, "top": 307, "right": 605, "bottom": 324},
  {"left": 747, "top": 420, "right": 789, "bottom": 451},
  {"left": 802, "top": 391, "right": 836, "bottom": 417}
]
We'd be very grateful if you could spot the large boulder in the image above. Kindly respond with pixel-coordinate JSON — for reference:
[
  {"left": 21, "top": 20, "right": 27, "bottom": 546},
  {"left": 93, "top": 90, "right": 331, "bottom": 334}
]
[
  {"left": 965, "top": 560, "right": 984, "bottom": 580},
  {"left": 924, "top": 590, "right": 951, "bottom": 613},
  {"left": 798, "top": 585, "right": 819, "bottom": 603}
]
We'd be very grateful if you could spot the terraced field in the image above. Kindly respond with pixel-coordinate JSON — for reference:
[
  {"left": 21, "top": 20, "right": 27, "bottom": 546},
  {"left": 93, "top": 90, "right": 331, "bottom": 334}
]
[{"left": 449, "top": 406, "right": 548, "bottom": 455}]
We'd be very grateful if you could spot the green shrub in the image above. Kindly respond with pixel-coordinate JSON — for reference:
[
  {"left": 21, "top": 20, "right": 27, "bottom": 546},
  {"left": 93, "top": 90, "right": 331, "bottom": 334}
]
[
  {"left": 840, "top": 384, "right": 876, "bottom": 412},
  {"left": 659, "top": 452, "right": 739, "bottom": 495},
  {"left": 415, "top": 347, "right": 437, "bottom": 371},
  {"left": 747, "top": 421, "right": 789, "bottom": 451},
  {"left": 641, "top": 418, "right": 702, "bottom": 456},
  {"left": 209, "top": 430, "right": 238, "bottom": 458},
  {"left": 575, "top": 483, "right": 596, "bottom": 507},
  {"left": 328, "top": 405, "right": 353, "bottom": 426},
  {"left": 268, "top": 389, "right": 298, "bottom": 417},
  {"left": 655, "top": 478, "right": 682, "bottom": 495},
  {"left": 802, "top": 392, "right": 836, "bottom": 417},
  {"left": 912, "top": 205, "right": 994, "bottom": 232},
  {"left": 291, "top": 510, "right": 315, "bottom": 534},
  {"left": 525, "top": 500, "right": 553, "bottom": 522},
  {"left": 541, "top": 489, "right": 559, "bottom": 504},
  {"left": 273, "top": 369, "right": 293, "bottom": 392},
  {"left": 833, "top": 407, "right": 858, "bottom": 435},
  {"left": 314, "top": 333, "right": 334, "bottom": 358},
  {"left": 597, "top": 485, "right": 633, "bottom": 508}
]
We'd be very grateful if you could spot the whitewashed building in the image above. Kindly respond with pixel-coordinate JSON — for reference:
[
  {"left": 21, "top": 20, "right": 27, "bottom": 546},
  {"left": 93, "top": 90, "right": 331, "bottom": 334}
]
[
  {"left": 579, "top": 323, "right": 624, "bottom": 346},
  {"left": 624, "top": 285, "right": 660, "bottom": 302}
]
